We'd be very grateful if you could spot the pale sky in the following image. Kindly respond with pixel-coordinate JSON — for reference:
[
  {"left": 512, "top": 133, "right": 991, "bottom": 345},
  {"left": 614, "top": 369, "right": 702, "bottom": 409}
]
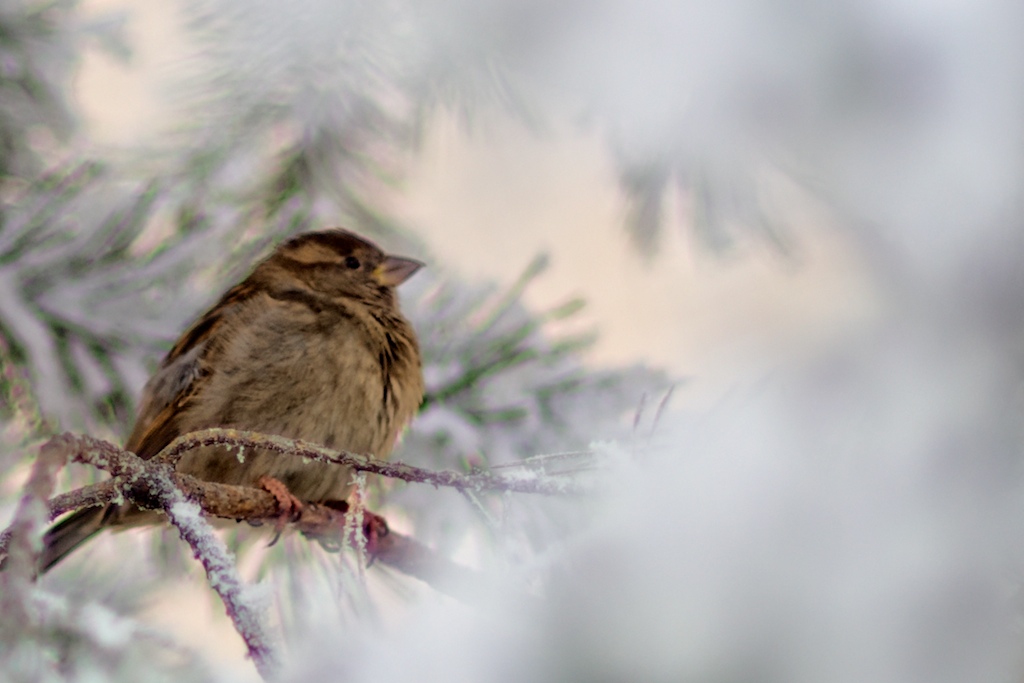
[{"left": 75, "top": 0, "right": 877, "bottom": 404}]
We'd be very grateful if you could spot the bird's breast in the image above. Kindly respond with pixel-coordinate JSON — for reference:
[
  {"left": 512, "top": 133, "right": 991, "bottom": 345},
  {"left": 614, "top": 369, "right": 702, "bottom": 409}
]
[{"left": 174, "top": 299, "right": 412, "bottom": 501}]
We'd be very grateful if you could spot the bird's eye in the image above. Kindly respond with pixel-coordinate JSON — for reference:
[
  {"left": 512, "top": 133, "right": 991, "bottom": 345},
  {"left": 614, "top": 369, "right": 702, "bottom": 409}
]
[{"left": 344, "top": 256, "right": 361, "bottom": 270}]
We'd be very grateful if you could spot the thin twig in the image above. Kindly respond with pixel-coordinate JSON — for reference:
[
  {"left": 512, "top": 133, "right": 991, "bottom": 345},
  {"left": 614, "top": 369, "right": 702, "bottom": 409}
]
[
  {"left": 156, "top": 428, "right": 590, "bottom": 495},
  {"left": 0, "top": 439, "right": 68, "bottom": 579},
  {"left": 47, "top": 480, "right": 119, "bottom": 518},
  {"left": 345, "top": 472, "right": 368, "bottom": 578},
  {"left": 0, "top": 425, "right": 562, "bottom": 683},
  {"left": 1, "top": 432, "right": 521, "bottom": 608},
  {"left": 59, "top": 433, "right": 281, "bottom": 679},
  {"left": 458, "top": 488, "right": 502, "bottom": 538},
  {"left": 0, "top": 427, "right": 554, "bottom": 658}
]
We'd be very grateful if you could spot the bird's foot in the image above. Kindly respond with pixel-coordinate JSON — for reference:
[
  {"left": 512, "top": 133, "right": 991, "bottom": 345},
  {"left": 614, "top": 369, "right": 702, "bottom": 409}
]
[
  {"left": 257, "top": 475, "right": 304, "bottom": 545},
  {"left": 299, "top": 501, "right": 388, "bottom": 559},
  {"left": 361, "top": 511, "right": 389, "bottom": 561}
]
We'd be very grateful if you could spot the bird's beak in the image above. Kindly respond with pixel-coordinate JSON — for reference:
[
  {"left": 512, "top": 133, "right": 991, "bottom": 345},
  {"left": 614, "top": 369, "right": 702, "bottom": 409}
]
[{"left": 374, "top": 256, "right": 424, "bottom": 286}]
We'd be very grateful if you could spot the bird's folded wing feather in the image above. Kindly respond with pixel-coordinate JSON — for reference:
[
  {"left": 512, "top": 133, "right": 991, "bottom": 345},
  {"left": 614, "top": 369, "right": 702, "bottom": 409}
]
[{"left": 125, "top": 282, "right": 257, "bottom": 460}]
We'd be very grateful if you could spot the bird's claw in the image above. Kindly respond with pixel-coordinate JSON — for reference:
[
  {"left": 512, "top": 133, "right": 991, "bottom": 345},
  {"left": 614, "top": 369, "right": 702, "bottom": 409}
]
[
  {"left": 257, "top": 475, "right": 304, "bottom": 545},
  {"left": 361, "top": 511, "right": 389, "bottom": 562}
]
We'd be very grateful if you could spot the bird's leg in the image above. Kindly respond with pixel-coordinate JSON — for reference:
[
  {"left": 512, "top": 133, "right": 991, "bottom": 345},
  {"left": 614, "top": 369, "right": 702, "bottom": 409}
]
[{"left": 256, "top": 475, "right": 304, "bottom": 545}]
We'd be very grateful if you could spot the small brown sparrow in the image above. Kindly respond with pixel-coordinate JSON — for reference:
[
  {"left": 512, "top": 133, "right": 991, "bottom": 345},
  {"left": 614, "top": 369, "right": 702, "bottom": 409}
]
[{"left": 41, "top": 229, "right": 424, "bottom": 571}]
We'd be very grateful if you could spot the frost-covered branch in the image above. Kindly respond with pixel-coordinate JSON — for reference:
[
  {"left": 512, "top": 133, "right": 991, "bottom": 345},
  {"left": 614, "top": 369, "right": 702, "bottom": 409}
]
[
  {"left": 171, "top": 474, "right": 500, "bottom": 603},
  {"left": 46, "top": 479, "right": 120, "bottom": 519},
  {"left": 1, "top": 429, "right": 547, "bottom": 611},
  {"left": 156, "top": 428, "right": 592, "bottom": 495},
  {"left": 0, "top": 480, "right": 120, "bottom": 559},
  {"left": 0, "top": 439, "right": 67, "bottom": 582},
  {"left": 38, "top": 432, "right": 281, "bottom": 680}
]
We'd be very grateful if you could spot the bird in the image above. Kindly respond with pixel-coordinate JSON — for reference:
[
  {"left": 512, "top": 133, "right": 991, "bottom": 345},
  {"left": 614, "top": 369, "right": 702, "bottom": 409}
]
[{"left": 40, "top": 229, "right": 424, "bottom": 571}]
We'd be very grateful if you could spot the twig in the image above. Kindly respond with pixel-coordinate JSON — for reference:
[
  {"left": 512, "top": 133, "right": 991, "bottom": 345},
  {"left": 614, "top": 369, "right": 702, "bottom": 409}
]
[
  {"left": 156, "top": 428, "right": 590, "bottom": 495},
  {"left": 48, "top": 480, "right": 119, "bottom": 518},
  {"left": 0, "top": 432, "right": 524, "bottom": 606},
  {"left": 458, "top": 488, "right": 502, "bottom": 538},
  {"left": 58, "top": 433, "right": 281, "bottom": 679},
  {"left": 165, "top": 477, "right": 500, "bottom": 603},
  {"left": 0, "top": 439, "right": 68, "bottom": 579},
  {"left": 0, "top": 428, "right": 555, "bottom": 671},
  {"left": 345, "top": 472, "right": 368, "bottom": 577}
]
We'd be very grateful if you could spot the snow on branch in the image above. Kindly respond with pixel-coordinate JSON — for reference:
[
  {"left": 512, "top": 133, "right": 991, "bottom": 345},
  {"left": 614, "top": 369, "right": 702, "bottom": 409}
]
[
  {"left": 155, "top": 428, "right": 594, "bottom": 495},
  {"left": 50, "top": 432, "right": 281, "bottom": 679},
  {"left": 0, "top": 428, "right": 565, "bottom": 678}
]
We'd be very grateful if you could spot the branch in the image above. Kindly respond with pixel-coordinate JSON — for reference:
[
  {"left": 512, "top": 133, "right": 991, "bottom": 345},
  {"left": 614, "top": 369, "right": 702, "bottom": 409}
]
[
  {"left": 1, "top": 429, "right": 557, "bottom": 676},
  {"left": 1, "top": 430, "right": 542, "bottom": 604},
  {"left": 48, "top": 433, "right": 281, "bottom": 679},
  {"left": 155, "top": 473, "right": 504, "bottom": 602},
  {"left": 155, "top": 427, "right": 590, "bottom": 494},
  {"left": 48, "top": 480, "right": 119, "bottom": 518},
  {"left": 0, "top": 439, "right": 67, "bottom": 582}
]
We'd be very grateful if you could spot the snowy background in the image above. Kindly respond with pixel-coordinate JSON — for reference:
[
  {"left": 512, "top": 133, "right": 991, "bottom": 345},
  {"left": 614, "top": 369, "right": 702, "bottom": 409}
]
[{"left": 3, "top": 0, "right": 1024, "bottom": 680}]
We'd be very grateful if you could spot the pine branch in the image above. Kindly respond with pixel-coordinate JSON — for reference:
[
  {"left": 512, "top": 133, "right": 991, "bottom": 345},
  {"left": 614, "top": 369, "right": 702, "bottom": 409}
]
[
  {"left": 0, "top": 429, "right": 558, "bottom": 675},
  {"left": 46, "top": 433, "right": 281, "bottom": 680},
  {"left": 153, "top": 428, "right": 591, "bottom": 495}
]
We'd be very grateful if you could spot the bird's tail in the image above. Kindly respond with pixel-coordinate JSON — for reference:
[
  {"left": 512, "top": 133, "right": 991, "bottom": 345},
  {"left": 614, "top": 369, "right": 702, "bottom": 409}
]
[{"left": 38, "top": 506, "right": 107, "bottom": 573}]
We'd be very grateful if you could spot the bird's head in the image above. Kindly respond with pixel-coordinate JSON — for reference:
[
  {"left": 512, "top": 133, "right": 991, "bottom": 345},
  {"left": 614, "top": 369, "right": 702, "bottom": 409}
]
[{"left": 267, "top": 229, "right": 424, "bottom": 306}]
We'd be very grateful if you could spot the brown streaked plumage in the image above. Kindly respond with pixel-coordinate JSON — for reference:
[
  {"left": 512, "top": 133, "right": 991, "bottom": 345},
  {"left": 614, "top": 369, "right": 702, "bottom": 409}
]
[{"left": 41, "top": 229, "right": 424, "bottom": 571}]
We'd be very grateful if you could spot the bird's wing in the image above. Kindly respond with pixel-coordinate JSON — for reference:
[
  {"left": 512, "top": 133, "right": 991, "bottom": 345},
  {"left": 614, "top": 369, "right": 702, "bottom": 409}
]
[{"left": 125, "top": 281, "right": 258, "bottom": 460}]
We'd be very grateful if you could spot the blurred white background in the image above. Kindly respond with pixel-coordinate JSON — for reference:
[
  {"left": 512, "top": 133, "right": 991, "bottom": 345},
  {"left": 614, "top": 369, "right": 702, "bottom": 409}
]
[
  {"left": 4, "top": 0, "right": 1022, "bottom": 680},
  {"left": 75, "top": 0, "right": 877, "bottom": 402}
]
